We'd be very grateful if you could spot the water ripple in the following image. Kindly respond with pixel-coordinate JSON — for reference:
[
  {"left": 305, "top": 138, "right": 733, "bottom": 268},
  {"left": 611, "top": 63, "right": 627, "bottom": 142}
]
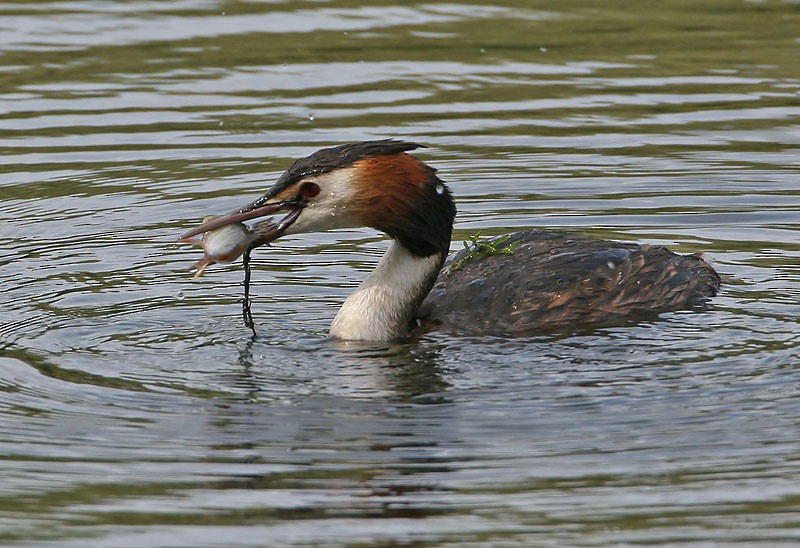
[{"left": 1, "top": 0, "right": 799, "bottom": 545}]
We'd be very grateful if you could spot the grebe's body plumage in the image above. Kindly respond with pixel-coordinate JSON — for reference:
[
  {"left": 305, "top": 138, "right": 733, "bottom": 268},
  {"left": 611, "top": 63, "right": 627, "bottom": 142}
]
[
  {"left": 181, "top": 140, "right": 720, "bottom": 341},
  {"left": 421, "top": 230, "right": 719, "bottom": 336}
]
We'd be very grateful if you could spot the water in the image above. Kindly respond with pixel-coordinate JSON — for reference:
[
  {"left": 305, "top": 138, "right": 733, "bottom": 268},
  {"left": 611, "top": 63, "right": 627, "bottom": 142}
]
[{"left": 1, "top": 0, "right": 799, "bottom": 545}]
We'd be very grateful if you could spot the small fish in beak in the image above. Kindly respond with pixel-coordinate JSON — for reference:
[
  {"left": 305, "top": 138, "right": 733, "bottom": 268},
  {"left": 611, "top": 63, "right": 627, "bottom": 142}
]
[
  {"left": 177, "top": 191, "right": 306, "bottom": 333},
  {"left": 179, "top": 216, "right": 258, "bottom": 278}
]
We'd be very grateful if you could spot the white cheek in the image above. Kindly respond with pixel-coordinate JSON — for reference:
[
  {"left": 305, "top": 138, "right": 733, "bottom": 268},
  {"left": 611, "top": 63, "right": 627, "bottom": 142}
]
[
  {"left": 288, "top": 203, "right": 362, "bottom": 233},
  {"left": 285, "top": 168, "right": 362, "bottom": 234}
]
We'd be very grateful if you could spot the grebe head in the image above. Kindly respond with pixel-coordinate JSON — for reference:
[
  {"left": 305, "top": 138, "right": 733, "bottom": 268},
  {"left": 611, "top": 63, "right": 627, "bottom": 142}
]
[{"left": 180, "top": 140, "right": 456, "bottom": 257}]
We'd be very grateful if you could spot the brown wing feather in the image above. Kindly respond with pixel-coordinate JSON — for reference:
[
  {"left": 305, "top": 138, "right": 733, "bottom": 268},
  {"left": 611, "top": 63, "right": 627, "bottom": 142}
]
[{"left": 418, "top": 230, "right": 720, "bottom": 335}]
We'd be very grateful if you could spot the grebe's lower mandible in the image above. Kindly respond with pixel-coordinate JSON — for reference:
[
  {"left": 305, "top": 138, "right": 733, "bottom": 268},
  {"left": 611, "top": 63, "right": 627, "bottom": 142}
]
[{"left": 180, "top": 140, "right": 720, "bottom": 341}]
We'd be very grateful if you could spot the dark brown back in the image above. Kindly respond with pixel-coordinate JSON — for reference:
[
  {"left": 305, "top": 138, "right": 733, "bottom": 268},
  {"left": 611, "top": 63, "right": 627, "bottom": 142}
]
[{"left": 419, "top": 230, "right": 720, "bottom": 336}]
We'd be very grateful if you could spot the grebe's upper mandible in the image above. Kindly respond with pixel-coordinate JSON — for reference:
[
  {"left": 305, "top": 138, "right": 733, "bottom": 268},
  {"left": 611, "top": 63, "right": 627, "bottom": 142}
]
[{"left": 180, "top": 140, "right": 720, "bottom": 341}]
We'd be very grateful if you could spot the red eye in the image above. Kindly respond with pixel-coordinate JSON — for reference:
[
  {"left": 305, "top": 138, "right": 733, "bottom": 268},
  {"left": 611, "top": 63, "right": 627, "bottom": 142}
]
[{"left": 301, "top": 182, "right": 320, "bottom": 198}]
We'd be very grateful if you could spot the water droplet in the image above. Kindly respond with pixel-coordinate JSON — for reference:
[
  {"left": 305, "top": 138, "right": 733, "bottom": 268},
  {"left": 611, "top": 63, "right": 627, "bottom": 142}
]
[
  {"left": 177, "top": 290, "right": 185, "bottom": 301},
  {"left": 308, "top": 113, "right": 315, "bottom": 121},
  {"left": 435, "top": 184, "right": 445, "bottom": 195}
]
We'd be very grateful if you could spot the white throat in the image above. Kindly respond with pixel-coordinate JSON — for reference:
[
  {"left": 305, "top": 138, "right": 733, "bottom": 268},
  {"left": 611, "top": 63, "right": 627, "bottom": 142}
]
[{"left": 329, "top": 241, "right": 443, "bottom": 341}]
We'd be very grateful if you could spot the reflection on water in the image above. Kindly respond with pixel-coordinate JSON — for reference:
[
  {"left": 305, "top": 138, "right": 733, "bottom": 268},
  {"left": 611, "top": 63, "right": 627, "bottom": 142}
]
[{"left": 1, "top": 0, "right": 799, "bottom": 545}]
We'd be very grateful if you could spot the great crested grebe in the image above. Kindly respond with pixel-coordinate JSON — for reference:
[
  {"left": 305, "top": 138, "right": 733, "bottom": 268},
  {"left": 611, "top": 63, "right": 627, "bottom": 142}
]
[{"left": 180, "top": 140, "right": 720, "bottom": 341}]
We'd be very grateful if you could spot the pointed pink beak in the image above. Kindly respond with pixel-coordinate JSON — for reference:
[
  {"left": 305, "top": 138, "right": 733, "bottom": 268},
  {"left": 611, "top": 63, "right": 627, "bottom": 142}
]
[{"left": 178, "top": 201, "right": 290, "bottom": 241}]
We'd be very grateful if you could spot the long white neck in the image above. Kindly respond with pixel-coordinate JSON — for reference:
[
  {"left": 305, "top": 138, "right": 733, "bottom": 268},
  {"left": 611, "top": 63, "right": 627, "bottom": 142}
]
[{"left": 329, "top": 241, "right": 443, "bottom": 341}]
